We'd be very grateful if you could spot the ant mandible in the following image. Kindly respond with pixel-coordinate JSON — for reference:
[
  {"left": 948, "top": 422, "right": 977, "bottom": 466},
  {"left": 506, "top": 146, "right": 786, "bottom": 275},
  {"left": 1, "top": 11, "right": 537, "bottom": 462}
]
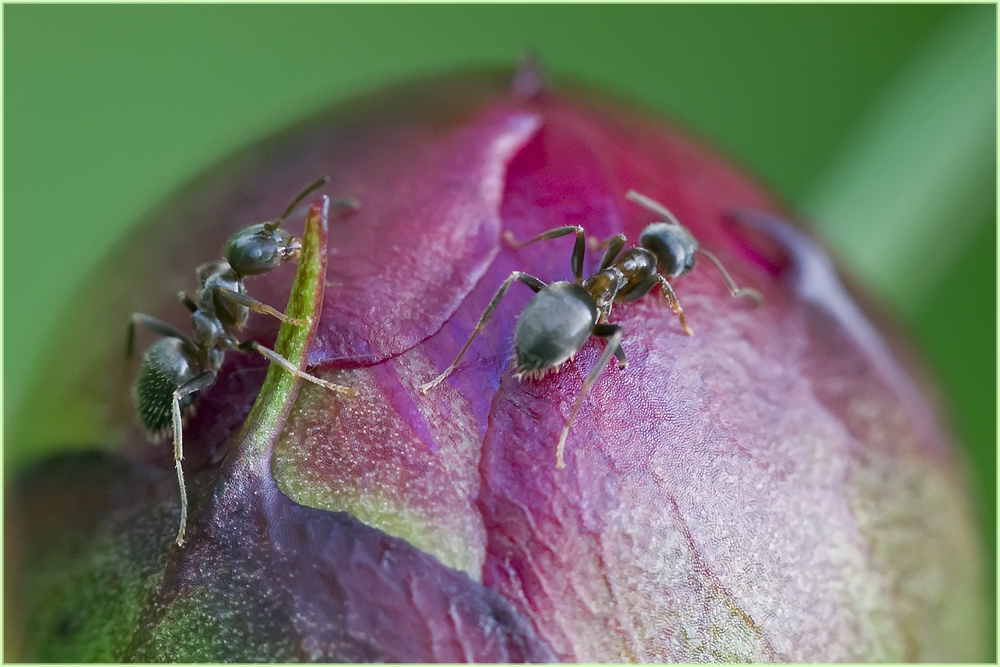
[
  {"left": 127, "top": 176, "right": 359, "bottom": 545},
  {"left": 418, "top": 190, "right": 760, "bottom": 469}
]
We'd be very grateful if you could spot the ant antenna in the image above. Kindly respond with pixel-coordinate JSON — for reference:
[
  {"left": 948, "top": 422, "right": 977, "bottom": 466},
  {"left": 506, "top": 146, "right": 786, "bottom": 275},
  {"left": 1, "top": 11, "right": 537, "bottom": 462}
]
[
  {"left": 696, "top": 248, "right": 763, "bottom": 304},
  {"left": 267, "top": 176, "right": 332, "bottom": 232},
  {"left": 626, "top": 190, "right": 682, "bottom": 226},
  {"left": 627, "top": 189, "right": 762, "bottom": 305}
]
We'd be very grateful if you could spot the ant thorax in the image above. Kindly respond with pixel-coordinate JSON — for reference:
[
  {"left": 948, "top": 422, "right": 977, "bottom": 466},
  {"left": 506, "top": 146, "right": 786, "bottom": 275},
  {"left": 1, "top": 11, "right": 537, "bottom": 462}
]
[
  {"left": 582, "top": 247, "right": 658, "bottom": 309},
  {"left": 190, "top": 309, "right": 225, "bottom": 349},
  {"left": 197, "top": 262, "right": 248, "bottom": 329},
  {"left": 582, "top": 270, "right": 624, "bottom": 311},
  {"left": 617, "top": 247, "right": 658, "bottom": 283}
]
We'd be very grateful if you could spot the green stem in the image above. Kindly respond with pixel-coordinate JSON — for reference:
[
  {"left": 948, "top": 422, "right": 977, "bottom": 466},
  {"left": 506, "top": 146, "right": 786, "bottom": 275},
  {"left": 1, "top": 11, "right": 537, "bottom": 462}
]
[{"left": 229, "top": 196, "right": 329, "bottom": 472}]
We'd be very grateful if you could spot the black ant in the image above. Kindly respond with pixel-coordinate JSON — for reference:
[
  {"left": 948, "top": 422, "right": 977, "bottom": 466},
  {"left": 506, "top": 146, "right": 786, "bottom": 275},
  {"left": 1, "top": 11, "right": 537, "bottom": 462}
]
[
  {"left": 418, "top": 190, "right": 760, "bottom": 469},
  {"left": 126, "top": 177, "right": 359, "bottom": 545}
]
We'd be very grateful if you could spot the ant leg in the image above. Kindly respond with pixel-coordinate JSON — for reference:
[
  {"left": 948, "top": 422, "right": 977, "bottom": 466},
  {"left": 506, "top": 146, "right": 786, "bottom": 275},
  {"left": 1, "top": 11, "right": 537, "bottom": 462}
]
[
  {"left": 171, "top": 371, "right": 217, "bottom": 545},
  {"left": 626, "top": 190, "right": 683, "bottom": 227},
  {"left": 127, "top": 313, "right": 191, "bottom": 358},
  {"left": 216, "top": 287, "right": 308, "bottom": 327},
  {"left": 656, "top": 275, "right": 694, "bottom": 336},
  {"left": 178, "top": 291, "right": 199, "bottom": 312},
  {"left": 419, "top": 271, "right": 547, "bottom": 394},
  {"left": 556, "top": 323, "right": 624, "bottom": 469},
  {"left": 616, "top": 273, "right": 658, "bottom": 303},
  {"left": 597, "top": 234, "right": 627, "bottom": 271},
  {"left": 696, "top": 248, "right": 763, "bottom": 305},
  {"left": 504, "top": 226, "right": 586, "bottom": 284},
  {"left": 593, "top": 306, "right": 627, "bottom": 363},
  {"left": 597, "top": 317, "right": 627, "bottom": 368},
  {"left": 587, "top": 232, "right": 621, "bottom": 251},
  {"left": 239, "top": 340, "right": 358, "bottom": 397},
  {"left": 593, "top": 323, "right": 627, "bottom": 371}
]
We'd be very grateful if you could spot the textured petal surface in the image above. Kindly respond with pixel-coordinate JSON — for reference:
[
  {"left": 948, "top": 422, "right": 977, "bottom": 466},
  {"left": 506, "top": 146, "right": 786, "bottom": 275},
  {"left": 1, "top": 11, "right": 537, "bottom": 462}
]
[{"left": 8, "top": 70, "right": 987, "bottom": 662}]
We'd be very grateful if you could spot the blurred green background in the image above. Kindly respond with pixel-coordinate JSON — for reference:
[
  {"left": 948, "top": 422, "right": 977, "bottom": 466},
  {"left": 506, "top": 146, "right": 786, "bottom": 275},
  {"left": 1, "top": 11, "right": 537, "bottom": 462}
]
[{"left": 4, "top": 3, "right": 994, "bottom": 642}]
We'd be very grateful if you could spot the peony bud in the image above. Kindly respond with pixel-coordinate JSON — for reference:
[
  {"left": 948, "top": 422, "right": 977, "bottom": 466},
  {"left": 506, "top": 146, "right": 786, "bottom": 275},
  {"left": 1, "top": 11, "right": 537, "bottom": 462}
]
[{"left": 7, "top": 69, "right": 987, "bottom": 662}]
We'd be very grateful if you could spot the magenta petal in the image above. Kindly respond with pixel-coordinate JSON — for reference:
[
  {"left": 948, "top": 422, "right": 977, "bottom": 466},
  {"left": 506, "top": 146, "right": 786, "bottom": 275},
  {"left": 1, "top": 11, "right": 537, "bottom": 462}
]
[
  {"left": 308, "top": 106, "right": 541, "bottom": 367},
  {"left": 9, "top": 70, "right": 987, "bottom": 662},
  {"left": 12, "top": 452, "right": 555, "bottom": 663}
]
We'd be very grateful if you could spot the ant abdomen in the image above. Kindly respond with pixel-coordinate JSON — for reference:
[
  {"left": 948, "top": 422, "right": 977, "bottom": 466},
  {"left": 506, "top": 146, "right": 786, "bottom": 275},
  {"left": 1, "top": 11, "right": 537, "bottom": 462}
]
[
  {"left": 135, "top": 338, "right": 199, "bottom": 435},
  {"left": 514, "top": 281, "right": 598, "bottom": 377}
]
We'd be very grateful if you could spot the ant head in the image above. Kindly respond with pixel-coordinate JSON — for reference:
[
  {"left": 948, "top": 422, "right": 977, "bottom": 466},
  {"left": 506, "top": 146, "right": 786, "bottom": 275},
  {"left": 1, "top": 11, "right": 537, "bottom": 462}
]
[
  {"left": 639, "top": 222, "right": 697, "bottom": 279},
  {"left": 223, "top": 175, "right": 332, "bottom": 277},
  {"left": 224, "top": 224, "right": 302, "bottom": 277},
  {"left": 626, "top": 190, "right": 698, "bottom": 279},
  {"left": 223, "top": 176, "right": 333, "bottom": 277}
]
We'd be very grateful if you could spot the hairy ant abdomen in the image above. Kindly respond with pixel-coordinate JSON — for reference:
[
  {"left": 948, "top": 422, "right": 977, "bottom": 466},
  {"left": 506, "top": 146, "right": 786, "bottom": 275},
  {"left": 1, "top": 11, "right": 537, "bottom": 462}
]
[
  {"left": 515, "top": 281, "right": 598, "bottom": 377},
  {"left": 135, "top": 338, "right": 200, "bottom": 435}
]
